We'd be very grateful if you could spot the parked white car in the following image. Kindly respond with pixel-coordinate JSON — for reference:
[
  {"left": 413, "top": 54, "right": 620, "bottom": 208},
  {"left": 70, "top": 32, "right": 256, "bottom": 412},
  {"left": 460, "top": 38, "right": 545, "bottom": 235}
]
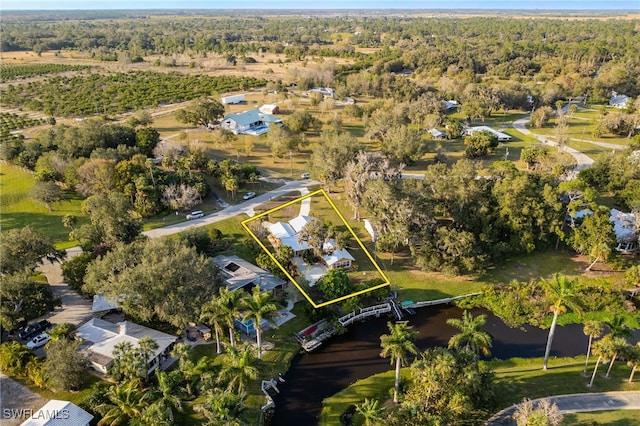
[
  {"left": 186, "top": 210, "right": 204, "bottom": 220},
  {"left": 243, "top": 192, "right": 256, "bottom": 200},
  {"left": 301, "top": 173, "right": 310, "bottom": 179},
  {"left": 26, "top": 333, "right": 50, "bottom": 349}
]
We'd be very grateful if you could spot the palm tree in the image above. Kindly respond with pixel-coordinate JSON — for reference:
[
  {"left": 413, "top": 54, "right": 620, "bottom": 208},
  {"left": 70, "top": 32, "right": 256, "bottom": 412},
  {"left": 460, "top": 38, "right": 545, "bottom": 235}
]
[
  {"left": 200, "top": 296, "right": 227, "bottom": 354},
  {"left": 588, "top": 337, "right": 616, "bottom": 388},
  {"left": 97, "top": 380, "right": 150, "bottom": 426},
  {"left": 152, "top": 369, "right": 183, "bottom": 422},
  {"left": 137, "top": 336, "right": 159, "bottom": 382},
  {"left": 582, "top": 320, "right": 604, "bottom": 375},
  {"left": 603, "top": 316, "right": 633, "bottom": 378},
  {"left": 241, "top": 286, "right": 279, "bottom": 360},
  {"left": 218, "top": 287, "right": 245, "bottom": 350},
  {"left": 626, "top": 344, "right": 640, "bottom": 383},
  {"left": 540, "top": 274, "right": 582, "bottom": 370},
  {"left": 605, "top": 336, "right": 629, "bottom": 379},
  {"left": 355, "top": 398, "right": 385, "bottom": 426},
  {"left": 217, "top": 345, "right": 259, "bottom": 394},
  {"left": 380, "top": 321, "right": 419, "bottom": 403},
  {"left": 194, "top": 388, "right": 245, "bottom": 426},
  {"left": 446, "top": 310, "right": 492, "bottom": 357}
]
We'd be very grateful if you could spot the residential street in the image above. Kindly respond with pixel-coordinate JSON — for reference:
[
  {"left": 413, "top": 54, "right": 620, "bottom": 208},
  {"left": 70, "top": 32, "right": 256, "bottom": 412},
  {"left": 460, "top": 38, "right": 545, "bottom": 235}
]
[{"left": 487, "top": 391, "right": 640, "bottom": 425}]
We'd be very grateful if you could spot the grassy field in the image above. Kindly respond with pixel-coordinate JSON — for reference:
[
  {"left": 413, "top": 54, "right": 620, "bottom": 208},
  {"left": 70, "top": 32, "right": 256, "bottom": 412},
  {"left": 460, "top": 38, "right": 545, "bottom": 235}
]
[
  {"left": 562, "top": 410, "right": 640, "bottom": 425},
  {"left": 320, "top": 356, "right": 640, "bottom": 426},
  {"left": 0, "top": 163, "right": 87, "bottom": 249}
]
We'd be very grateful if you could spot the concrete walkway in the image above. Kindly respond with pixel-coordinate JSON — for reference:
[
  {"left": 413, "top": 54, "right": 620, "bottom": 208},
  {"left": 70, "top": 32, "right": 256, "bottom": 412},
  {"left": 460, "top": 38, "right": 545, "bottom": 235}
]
[
  {"left": 512, "top": 116, "right": 595, "bottom": 172},
  {"left": 486, "top": 391, "right": 640, "bottom": 425}
]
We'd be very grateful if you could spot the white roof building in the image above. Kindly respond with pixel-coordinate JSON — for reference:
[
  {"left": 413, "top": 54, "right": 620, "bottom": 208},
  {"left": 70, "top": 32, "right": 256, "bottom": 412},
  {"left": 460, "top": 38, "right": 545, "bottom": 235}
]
[
  {"left": 269, "top": 222, "right": 296, "bottom": 240},
  {"left": 20, "top": 400, "right": 93, "bottom": 426},
  {"left": 322, "top": 248, "right": 355, "bottom": 269},
  {"left": 212, "top": 254, "right": 286, "bottom": 292},
  {"left": 610, "top": 209, "right": 637, "bottom": 243},
  {"left": 610, "top": 94, "right": 630, "bottom": 109},
  {"left": 464, "top": 126, "right": 512, "bottom": 141},
  {"left": 77, "top": 318, "right": 177, "bottom": 374}
]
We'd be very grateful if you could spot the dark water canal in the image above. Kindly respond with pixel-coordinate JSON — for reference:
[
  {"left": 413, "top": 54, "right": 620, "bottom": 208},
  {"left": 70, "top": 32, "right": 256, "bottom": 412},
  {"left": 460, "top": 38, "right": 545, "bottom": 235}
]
[{"left": 272, "top": 305, "right": 588, "bottom": 425}]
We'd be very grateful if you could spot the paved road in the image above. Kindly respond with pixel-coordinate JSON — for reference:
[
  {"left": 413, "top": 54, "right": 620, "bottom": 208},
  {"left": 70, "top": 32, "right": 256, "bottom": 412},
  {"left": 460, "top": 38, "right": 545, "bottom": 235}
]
[
  {"left": 486, "top": 391, "right": 640, "bottom": 425},
  {"left": 143, "top": 178, "right": 317, "bottom": 238},
  {"left": 512, "top": 117, "right": 595, "bottom": 171},
  {"left": 0, "top": 373, "right": 46, "bottom": 426}
]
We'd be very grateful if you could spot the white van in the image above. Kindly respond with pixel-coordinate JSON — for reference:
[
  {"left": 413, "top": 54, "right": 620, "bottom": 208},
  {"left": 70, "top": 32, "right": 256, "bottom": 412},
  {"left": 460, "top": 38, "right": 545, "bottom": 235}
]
[{"left": 186, "top": 211, "right": 204, "bottom": 220}]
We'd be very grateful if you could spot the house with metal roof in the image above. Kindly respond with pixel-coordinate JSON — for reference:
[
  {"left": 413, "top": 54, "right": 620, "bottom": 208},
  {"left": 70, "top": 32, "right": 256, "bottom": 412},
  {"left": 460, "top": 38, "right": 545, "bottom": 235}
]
[
  {"left": 20, "top": 400, "right": 93, "bottom": 426},
  {"left": 221, "top": 108, "right": 283, "bottom": 135},
  {"left": 212, "top": 254, "right": 286, "bottom": 293},
  {"left": 76, "top": 318, "right": 177, "bottom": 375},
  {"left": 464, "top": 125, "right": 512, "bottom": 142},
  {"left": 609, "top": 94, "right": 630, "bottom": 109}
]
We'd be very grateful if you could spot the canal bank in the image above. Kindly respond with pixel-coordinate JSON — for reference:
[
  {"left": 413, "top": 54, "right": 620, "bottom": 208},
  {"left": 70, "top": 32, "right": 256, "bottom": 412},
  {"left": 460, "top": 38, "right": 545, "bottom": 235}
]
[{"left": 272, "top": 304, "right": 590, "bottom": 425}]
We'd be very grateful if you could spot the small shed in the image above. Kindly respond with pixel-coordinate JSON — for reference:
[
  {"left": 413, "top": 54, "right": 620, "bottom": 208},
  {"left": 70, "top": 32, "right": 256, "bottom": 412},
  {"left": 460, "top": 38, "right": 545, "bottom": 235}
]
[
  {"left": 428, "top": 128, "right": 445, "bottom": 140},
  {"left": 259, "top": 104, "right": 280, "bottom": 114}
]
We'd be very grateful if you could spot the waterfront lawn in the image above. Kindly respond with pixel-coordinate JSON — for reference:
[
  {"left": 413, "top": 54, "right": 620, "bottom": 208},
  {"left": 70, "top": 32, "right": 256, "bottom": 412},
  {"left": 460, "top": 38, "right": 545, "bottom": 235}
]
[
  {"left": 562, "top": 410, "right": 640, "bottom": 425},
  {"left": 320, "top": 356, "right": 640, "bottom": 426}
]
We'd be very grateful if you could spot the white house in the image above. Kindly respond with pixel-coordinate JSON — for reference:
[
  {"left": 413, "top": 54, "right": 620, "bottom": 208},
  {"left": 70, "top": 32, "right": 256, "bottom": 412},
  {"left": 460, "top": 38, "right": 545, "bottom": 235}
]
[
  {"left": 268, "top": 219, "right": 310, "bottom": 256},
  {"left": 464, "top": 125, "right": 512, "bottom": 142},
  {"left": 21, "top": 400, "right": 93, "bottom": 426},
  {"left": 428, "top": 128, "right": 446, "bottom": 140},
  {"left": 76, "top": 318, "right": 177, "bottom": 375},
  {"left": 322, "top": 248, "right": 355, "bottom": 269},
  {"left": 221, "top": 109, "right": 283, "bottom": 135},
  {"left": 610, "top": 209, "right": 638, "bottom": 253},
  {"left": 442, "top": 100, "right": 460, "bottom": 111},
  {"left": 309, "top": 87, "right": 336, "bottom": 98},
  {"left": 609, "top": 94, "right": 630, "bottom": 109},
  {"left": 212, "top": 254, "right": 286, "bottom": 292}
]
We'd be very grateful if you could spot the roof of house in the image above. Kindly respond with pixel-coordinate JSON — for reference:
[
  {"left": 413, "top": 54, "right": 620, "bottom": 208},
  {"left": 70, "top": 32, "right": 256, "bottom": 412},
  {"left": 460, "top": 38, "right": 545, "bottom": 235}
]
[
  {"left": 212, "top": 254, "right": 286, "bottom": 292},
  {"left": 323, "top": 248, "right": 355, "bottom": 267},
  {"left": 610, "top": 94, "right": 630, "bottom": 106},
  {"left": 224, "top": 109, "right": 282, "bottom": 126},
  {"left": 280, "top": 235, "right": 310, "bottom": 253},
  {"left": 428, "top": 128, "right": 445, "bottom": 137},
  {"left": 20, "top": 400, "right": 93, "bottom": 426},
  {"left": 269, "top": 222, "right": 296, "bottom": 239},
  {"left": 442, "top": 100, "right": 459, "bottom": 110},
  {"left": 77, "top": 318, "right": 176, "bottom": 368},
  {"left": 91, "top": 294, "right": 119, "bottom": 313},
  {"left": 289, "top": 215, "right": 313, "bottom": 233},
  {"left": 259, "top": 104, "right": 279, "bottom": 113},
  {"left": 610, "top": 209, "right": 637, "bottom": 242},
  {"left": 465, "top": 125, "right": 512, "bottom": 140}
]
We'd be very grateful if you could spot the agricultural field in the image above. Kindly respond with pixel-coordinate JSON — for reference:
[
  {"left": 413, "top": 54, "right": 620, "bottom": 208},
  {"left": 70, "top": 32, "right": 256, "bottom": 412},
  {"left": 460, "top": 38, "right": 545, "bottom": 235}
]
[{"left": 0, "top": 63, "right": 93, "bottom": 82}]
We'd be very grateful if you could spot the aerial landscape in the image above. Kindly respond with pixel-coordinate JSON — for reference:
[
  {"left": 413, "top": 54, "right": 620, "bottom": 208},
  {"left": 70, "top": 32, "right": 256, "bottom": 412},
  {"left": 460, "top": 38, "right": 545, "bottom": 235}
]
[{"left": 0, "top": 1, "right": 639, "bottom": 425}]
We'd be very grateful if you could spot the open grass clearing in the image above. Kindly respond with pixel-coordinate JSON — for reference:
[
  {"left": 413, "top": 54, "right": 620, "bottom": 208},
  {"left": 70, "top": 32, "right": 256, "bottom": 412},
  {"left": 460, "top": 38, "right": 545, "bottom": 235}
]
[
  {"left": 562, "top": 410, "right": 640, "bottom": 425},
  {"left": 0, "top": 163, "right": 87, "bottom": 249}
]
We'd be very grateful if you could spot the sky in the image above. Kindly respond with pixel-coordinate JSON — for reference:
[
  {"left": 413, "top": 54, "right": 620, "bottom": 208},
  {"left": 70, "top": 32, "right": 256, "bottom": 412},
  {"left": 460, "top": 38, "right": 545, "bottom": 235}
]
[{"left": 1, "top": 0, "right": 638, "bottom": 10}]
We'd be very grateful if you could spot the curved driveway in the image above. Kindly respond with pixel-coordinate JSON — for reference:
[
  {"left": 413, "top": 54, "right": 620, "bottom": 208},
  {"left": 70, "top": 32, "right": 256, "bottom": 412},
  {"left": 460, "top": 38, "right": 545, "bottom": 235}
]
[
  {"left": 486, "top": 391, "right": 640, "bottom": 425},
  {"left": 512, "top": 117, "right": 594, "bottom": 171}
]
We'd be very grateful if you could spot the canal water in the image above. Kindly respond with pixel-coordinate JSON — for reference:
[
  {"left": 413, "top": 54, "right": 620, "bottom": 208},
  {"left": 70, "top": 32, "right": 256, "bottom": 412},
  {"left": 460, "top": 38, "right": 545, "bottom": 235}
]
[{"left": 272, "top": 305, "right": 588, "bottom": 425}]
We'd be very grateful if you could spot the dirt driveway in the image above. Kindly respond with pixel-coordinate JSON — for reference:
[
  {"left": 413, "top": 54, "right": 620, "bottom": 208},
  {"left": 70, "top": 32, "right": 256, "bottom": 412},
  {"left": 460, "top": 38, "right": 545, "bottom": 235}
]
[{"left": 0, "top": 373, "right": 46, "bottom": 426}]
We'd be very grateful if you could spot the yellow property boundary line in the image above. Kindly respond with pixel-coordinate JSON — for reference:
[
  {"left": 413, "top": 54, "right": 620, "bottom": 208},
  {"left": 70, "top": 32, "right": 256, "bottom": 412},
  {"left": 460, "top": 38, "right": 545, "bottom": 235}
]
[{"left": 241, "top": 189, "right": 390, "bottom": 308}]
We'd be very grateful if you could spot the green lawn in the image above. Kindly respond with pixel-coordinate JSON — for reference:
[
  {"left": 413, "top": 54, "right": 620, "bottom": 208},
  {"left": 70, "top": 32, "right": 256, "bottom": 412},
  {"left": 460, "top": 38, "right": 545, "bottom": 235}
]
[
  {"left": 562, "top": 410, "right": 640, "bottom": 425},
  {"left": 320, "top": 356, "right": 640, "bottom": 426},
  {"left": 0, "top": 163, "right": 87, "bottom": 249}
]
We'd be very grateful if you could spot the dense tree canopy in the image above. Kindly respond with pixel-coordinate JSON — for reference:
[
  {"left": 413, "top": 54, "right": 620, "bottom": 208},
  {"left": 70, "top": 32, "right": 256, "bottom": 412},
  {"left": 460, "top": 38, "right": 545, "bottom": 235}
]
[{"left": 84, "top": 238, "right": 220, "bottom": 328}]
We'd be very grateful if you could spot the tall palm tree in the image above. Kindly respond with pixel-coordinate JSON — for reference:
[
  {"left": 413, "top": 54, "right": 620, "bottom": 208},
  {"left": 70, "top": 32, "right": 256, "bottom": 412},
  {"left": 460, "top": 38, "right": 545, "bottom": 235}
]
[
  {"left": 152, "top": 369, "right": 183, "bottom": 422},
  {"left": 588, "top": 337, "right": 616, "bottom": 388},
  {"left": 605, "top": 336, "right": 629, "bottom": 378},
  {"left": 137, "top": 336, "right": 158, "bottom": 382},
  {"left": 380, "top": 321, "right": 419, "bottom": 403},
  {"left": 218, "top": 287, "right": 245, "bottom": 350},
  {"left": 355, "top": 398, "right": 385, "bottom": 426},
  {"left": 200, "top": 295, "right": 227, "bottom": 354},
  {"left": 241, "top": 286, "right": 278, "bottom": 360},
  {"left": 540, "top": 274, "right": 582, "bottom": 370},
  {"left": 626, "top": 344, "right": 640, "bottom": 383},
  {"left": 582, "top": 320, "right": 604, "bottom": 375},
  {"left": 97, "top": 380, "right": 150, "bottom": 426},
  {"left": 217, "top": 345, "right": 259, "bottom": 394},
  {"left": 446, "top": 310, "right": 492, "bottom": 357},
  {"left": 602, "top": 316, "right": 633, "bottom": 378}
]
